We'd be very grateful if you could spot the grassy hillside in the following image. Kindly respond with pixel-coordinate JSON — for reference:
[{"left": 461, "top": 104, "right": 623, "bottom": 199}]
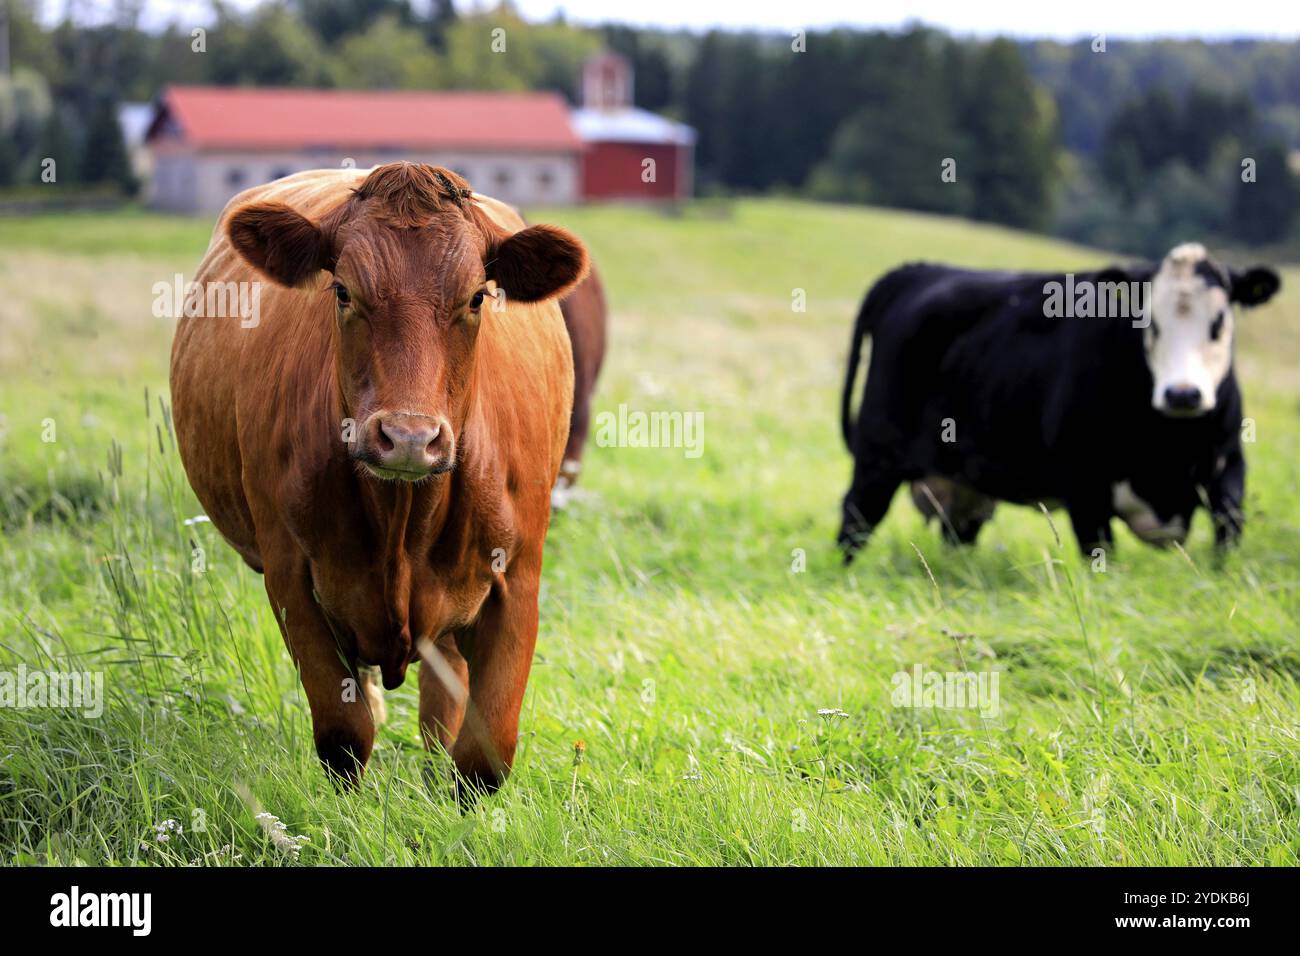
[{"left": 0, "top": 200, "right": 1296, "bottom": 865}]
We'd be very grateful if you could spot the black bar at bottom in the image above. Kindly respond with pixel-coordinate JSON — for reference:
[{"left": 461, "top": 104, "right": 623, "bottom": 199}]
[{"left": 0, "top": 866, "right": 1285, "bottom": 941}]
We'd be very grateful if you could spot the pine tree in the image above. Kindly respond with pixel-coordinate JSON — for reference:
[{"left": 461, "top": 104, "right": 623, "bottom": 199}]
[
  {"left": 961, "top": 39, "right": 1057, "bottom": 230},
  {"left": 0, "top": 136, "right": 20, "bottom": 188},
  {"left": 36, "top": 106, "right": 79, "bottom": 185},
  {"left": 80, "top": 94, "right": 134, "bottom": 193},
  {"left": 1231, "top": 143, "right": 1300, "bottom": 244}
]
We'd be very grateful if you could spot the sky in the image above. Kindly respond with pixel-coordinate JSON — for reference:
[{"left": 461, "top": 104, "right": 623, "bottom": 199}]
[{"left": 37, "top": 0, "right": 1300, "bottom": 40}]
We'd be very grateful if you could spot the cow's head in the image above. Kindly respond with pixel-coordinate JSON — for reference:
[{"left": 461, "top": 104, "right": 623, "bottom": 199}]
[
  {"left": 1141, "top": 243, "right": 1279, "bottom": 417},
  {"left": 227, "top": 163, "right": 587, "bottom": 480}
]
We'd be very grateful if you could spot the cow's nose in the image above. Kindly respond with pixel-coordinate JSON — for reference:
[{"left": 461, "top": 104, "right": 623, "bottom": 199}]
[
  {"left": 365, "top": 413, "right": 452, "bottom": 477},
  {"left": 1164, "top": 384, "right": 1203, "bottom": 411}
]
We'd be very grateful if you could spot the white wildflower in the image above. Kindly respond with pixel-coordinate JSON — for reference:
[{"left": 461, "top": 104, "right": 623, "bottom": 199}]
[
  {"left": 153, "top": 818, "right": 183, "bottom": 843},
  {"left": 254, "top": 811, "right": 310, "bottom": 861}
]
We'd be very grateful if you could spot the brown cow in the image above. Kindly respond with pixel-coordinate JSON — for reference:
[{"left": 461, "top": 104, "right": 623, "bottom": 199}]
[
  {"left": 554, "top": 268, "right": 607, "bottom": 504},
  {"left": 170, "top": 163, "right": 586, "bottom": 795}
]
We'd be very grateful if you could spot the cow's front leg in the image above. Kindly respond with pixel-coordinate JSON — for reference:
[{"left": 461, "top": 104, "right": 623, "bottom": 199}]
[
  {"left": 451, "top": 563, "right": 541, "bottom": 800},
  {"left": 264, "top": 559, "right": 375, "bottom": 788},
  {"left": 1208, "top": 447, "right": 1246, "bottom": 548},
  {"left": 418, "top": 633, "right": 469, "bottom": 753},
  {"left": 1066, "top": 489, "right": 1114, "bottom": 558}
]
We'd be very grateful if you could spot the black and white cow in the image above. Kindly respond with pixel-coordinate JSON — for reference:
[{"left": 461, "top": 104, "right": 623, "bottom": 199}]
[{"left": 838, "top": 243, "right": 1280, "bottom": 559}]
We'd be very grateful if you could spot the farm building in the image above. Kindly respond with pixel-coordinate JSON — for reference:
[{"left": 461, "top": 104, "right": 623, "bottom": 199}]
[
  {"left": 145, "top": 87, "right": 583, "bottom": 214},
  {"left": 144, "top": 54, "right": 695, "bottom": 214},
  {"left": 571, "top": 51, "right": 696, "bottom": 202}
]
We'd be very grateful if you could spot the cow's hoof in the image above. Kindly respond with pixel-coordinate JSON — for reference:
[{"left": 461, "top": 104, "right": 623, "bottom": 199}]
[
  {"left": 452, "top": 761, "right": 508, "bottom": 808},
  {"left": 837, "top": 530, "right": 863, "bottom": 563},
  {"left": 315, "top": 731, "right": 368, "bottom": 790}
]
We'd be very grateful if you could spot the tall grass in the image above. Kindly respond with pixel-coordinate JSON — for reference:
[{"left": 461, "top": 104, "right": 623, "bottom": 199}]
[{"left": 0, "top": 201, "right": 1296, "bottom": 865}]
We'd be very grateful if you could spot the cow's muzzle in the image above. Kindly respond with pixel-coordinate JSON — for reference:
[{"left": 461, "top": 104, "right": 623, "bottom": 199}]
[
  {"left": 1157, "top": 383, "right": 1209, "bottom": 417},
  {"left": 354, "top": 410, "right": 455, "bottom": 480}
]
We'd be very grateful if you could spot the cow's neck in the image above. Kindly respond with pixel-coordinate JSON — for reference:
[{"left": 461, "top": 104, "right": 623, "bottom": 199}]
[{"left": 358, "top": 457, "right": 455, "bottom": 580}]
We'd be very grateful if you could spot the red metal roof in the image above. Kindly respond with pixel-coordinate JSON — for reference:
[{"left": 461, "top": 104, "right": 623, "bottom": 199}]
[{"left": 152, "top": 86, "right": 582, "bottom": 152}]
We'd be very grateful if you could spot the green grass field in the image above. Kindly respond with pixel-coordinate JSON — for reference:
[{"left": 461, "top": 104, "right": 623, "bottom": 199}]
[{"left": 0, "top": 200, "right": 1296, "bottom": 865}]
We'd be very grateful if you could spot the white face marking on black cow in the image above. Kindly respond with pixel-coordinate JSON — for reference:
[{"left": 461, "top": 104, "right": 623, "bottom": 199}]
[{"left": 1142, "top": 243, "right": 1233, "bottom": 417}]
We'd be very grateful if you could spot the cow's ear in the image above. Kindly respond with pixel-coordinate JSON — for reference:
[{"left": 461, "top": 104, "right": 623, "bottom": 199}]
[
  {"left": 485, "top": 224, "right": 589, "bottom": 303},
  {"left": 227, "top": 201, "right": 330, "bottom": 288},
  {"left": 1229, "top": 266, "right": 1280, "bottom": 306}
]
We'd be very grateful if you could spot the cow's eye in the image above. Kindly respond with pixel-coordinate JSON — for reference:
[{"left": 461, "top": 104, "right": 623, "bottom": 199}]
[
  {"left": 469, "top": 290, "right": 486, "bottom": 311},
  {"left": 1149, "top": 321, "right": 1160, "bottom": 341},
  {"left": 333, "top": 283, "right": 350, "bottom": 307},
  {"left": 1209, "top": 310, "right": 1226, "bottom": 341}
]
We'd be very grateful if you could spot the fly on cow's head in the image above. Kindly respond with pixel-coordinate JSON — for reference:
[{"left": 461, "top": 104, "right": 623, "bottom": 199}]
[
  {"left": 225, "top": 162, "right": 588, "bottom": 481},
  {"left": 1141, "top": 242, "right": 1279, "bottom": 417}
]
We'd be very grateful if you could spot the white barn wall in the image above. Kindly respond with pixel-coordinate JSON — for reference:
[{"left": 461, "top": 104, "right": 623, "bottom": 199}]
[{"left": 172, "top": 150, "right": 579, "bottom": 215}]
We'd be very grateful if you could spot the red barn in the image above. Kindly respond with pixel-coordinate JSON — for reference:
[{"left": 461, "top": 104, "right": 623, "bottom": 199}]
[{"left": 572, "top": 52, "right": 695, "bottom": 203}]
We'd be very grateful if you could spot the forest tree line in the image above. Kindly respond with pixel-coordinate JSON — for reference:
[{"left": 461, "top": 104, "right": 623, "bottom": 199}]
[{"left": 2, "top": 0, "right": 1299, "bottom": 254}]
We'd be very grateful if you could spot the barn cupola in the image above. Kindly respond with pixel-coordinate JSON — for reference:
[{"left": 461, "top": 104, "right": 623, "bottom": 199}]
[{"left": 582, "top": 51, "right": 633, "bottom": 111}]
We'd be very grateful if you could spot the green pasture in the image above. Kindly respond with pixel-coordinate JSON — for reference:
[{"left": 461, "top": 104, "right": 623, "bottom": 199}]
[{"left": 0, "top": 199, "right": 1295, "bottom": 865}]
